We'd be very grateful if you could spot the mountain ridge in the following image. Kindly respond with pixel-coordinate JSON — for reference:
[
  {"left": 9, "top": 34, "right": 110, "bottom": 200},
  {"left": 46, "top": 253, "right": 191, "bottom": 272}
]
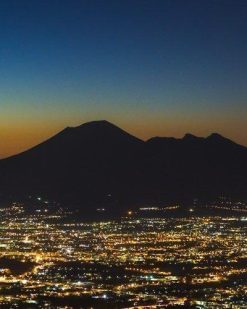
[
  {"left": 0, "top": 120, "right": 247, "bottom": 209},
  {"left": 3, "top": 120, "right": 245, "bottom": 160}
]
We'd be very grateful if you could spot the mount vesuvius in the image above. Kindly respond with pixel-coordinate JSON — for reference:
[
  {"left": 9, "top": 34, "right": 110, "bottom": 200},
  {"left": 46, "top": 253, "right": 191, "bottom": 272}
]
[{"left": 0, "top": 120, "right": 247, "bottom": 209}]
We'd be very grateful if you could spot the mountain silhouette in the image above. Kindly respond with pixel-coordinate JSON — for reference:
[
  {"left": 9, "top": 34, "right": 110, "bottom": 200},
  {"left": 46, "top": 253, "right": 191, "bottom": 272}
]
[{"left": 0, "top": 120, "right": 247, "bottom": 209}]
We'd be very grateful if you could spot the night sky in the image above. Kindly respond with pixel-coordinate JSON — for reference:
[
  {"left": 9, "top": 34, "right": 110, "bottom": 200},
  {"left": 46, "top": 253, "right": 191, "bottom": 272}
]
[{"left": 1, "top": 0, "right": 247, "bottom": 158}]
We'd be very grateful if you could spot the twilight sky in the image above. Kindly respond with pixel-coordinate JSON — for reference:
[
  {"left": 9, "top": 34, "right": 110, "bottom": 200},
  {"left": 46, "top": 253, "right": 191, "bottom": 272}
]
[{"left": 0, "top": 0, "right": 247, "bottom": 158}]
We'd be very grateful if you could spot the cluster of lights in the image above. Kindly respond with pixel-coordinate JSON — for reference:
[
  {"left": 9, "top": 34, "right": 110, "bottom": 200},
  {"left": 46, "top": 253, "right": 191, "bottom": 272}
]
[{"left": 0, "top": 203, "right": 246, "bottom": 307}]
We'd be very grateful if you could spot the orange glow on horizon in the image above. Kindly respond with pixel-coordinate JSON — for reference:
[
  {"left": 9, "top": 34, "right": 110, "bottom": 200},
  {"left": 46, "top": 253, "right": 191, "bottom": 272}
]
[{"left": 0, "top": 117, "right": 247, "bottom": 159}]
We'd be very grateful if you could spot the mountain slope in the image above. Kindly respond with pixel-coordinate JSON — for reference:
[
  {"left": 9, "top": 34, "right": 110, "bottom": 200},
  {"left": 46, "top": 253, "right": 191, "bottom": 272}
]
[
  {"left": 0, "top": 121, "right": 145, "bottom": 206},
  {"left": 144, "top": 133, "right": 247, "bottom": 201},
  {"left": 0, "top": 120, "right": 247, "bottom": 208}
]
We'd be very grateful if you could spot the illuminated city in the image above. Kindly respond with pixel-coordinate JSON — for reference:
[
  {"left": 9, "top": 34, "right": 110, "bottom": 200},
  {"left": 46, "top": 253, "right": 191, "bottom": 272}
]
[
  {"left": 0, "top": 201, "right": 246, "bottom": 308},
  {"left": 1, "top": 1, "right": 247, "bottom": 308}
]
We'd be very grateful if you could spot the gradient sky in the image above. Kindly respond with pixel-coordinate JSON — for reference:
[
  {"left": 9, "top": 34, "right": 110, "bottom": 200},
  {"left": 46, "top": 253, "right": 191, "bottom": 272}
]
[{"left": 0, "top": 0, "right": 247, "bottom": 158}]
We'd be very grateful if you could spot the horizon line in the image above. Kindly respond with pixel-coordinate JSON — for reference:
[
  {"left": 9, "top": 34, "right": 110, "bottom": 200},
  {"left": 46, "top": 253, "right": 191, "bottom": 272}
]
[{"left": 0, "top": 119, "right": 243, "bottom": 160}]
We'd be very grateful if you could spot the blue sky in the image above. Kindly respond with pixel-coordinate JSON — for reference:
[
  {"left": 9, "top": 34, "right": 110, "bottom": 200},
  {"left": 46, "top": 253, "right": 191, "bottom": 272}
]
[{"left": 0, "top": 0, "right": 247, "bottom": 157}]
